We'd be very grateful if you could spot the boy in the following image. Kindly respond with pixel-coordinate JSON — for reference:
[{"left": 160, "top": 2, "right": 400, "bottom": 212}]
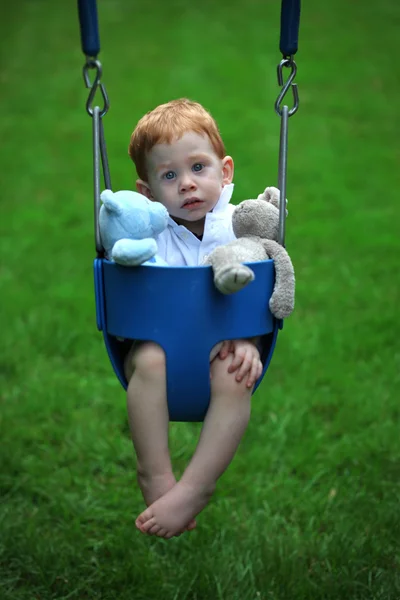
[{"left": 125, "top": 98, "right": 263, "bottom": 539}]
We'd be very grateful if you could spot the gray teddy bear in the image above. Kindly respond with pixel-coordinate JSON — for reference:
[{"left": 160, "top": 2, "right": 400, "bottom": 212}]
[{"left": 204, "top": 187, "right": 295, "bottom": 319}]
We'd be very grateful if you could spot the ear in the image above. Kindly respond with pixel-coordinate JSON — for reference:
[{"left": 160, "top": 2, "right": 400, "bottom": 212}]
[
  {"left": 100, "top": 189, "right": 122, "bottom": 215},
  {"left": 221, "top": 156, "right": 234, "bottom": 185},
  {"left": 136, "top": 179, "right": 154, "bottom": 200}
]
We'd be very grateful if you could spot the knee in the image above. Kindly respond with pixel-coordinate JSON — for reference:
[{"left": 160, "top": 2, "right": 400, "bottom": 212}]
[
  {"left": 126, "top": 342, "right": 166, "bottom": 382},
  {"left": 134, "top": 342, "right": 166, "bottom": 375},
  {"left": 210, "top": 358, "right": 254, "bottom": 399}
]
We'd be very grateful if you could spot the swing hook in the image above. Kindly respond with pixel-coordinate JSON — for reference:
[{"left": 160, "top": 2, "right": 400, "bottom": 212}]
[
  {"left": 274, "top": 57, "right": 299, "bottom": 117},
  {"left": 83, "top": 58, "right": 110, "bottom": 118}
]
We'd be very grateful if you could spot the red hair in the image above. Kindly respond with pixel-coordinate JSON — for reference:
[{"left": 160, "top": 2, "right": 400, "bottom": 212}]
[{"left": 128, "top": 98, "right": 226, "bottom": 181}]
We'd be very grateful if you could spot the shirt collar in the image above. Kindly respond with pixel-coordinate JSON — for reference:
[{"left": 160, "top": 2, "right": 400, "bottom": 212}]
[{"left": 167, "top": 183, "right": 235, "bottom": 229}]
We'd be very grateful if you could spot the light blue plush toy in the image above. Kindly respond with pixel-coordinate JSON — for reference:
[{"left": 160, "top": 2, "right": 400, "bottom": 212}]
[{"left": 99, "top": 189, "right": 169, "bottom": 266}]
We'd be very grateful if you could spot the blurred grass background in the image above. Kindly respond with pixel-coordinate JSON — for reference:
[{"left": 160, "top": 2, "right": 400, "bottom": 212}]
[{"left": 1, "top": 0, "right": 400, "bottom": 598}]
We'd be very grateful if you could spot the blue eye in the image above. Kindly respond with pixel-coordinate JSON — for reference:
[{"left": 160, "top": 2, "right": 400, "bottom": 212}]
[
  {"left": 164, "top": 171, "right": 176, "bottom": 180},
  {"left": 192, "top": 163, "right": 204, "bottom": 172}
]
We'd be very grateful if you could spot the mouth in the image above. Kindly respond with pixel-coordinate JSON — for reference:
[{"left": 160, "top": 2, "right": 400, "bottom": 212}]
[{"left": 182, "top": 197, "right": 204, "bottom": 209}]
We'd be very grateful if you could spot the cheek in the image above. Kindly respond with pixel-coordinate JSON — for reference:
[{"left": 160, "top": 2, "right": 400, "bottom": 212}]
[
  {"left": 203, "top": 172, "right": 220, "bottom": 185},
  {"left": 160, "top": 184, "right": 176, "bottom": 203},
  {"left": 156, "top": 180, "right": 170, "bottom": 194},
  {"left": 207, "top": 177, "right": 224, "bottom": 192}
]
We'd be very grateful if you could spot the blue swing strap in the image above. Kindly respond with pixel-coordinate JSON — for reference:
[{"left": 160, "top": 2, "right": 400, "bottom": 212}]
[
  {"left": 280, "top": 0, "right": 301, "bottom": 58},
  {"left": 78, "top": 0, "right": 300, "bottom": 62},
  {"left": 78, "top": 0, "right": 100, "bottom": 58}
]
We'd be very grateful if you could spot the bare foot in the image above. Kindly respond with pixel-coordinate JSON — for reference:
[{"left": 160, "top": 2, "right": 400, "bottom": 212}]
[
  {"left": 137, "top": 471, "right": 197, "bottom": 532},
  {"left": 135, "top": 480, "right": 214, "bottom": 539}
]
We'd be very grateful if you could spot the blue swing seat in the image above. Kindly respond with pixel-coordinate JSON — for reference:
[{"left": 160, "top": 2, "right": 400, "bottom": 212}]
[{"left": 94, "top": 257, "right": 280, "bottom": 422}]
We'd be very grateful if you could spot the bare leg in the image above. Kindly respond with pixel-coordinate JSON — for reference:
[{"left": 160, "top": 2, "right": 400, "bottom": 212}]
[
  {"left": 125, "top": 342, "right": 196, "bottom": 534},
  {"left": 136, "top": 350, "right": 253, "bottom": 538}
]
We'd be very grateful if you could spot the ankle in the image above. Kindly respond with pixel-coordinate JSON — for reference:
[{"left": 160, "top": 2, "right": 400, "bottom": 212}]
[
  {"left": 136, "top": 462, "right": 173, "bottom": 480},
  {"left": 180, "top": 475, "right": 216, "bottom": 497}
]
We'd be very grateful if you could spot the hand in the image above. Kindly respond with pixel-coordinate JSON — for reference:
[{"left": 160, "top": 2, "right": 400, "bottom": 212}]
[{"left": 219, "top": 339, "right": 263, "bottom": 388}]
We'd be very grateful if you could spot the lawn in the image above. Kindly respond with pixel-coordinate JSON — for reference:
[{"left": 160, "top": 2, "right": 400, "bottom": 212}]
[{"left": 1, "top": 1, "right": 400, "bottom": 599}]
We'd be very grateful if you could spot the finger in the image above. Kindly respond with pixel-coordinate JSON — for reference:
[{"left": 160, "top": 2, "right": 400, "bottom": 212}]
[
  {"left": 247, "top": 358, "right": 260, "bottom": 388},
  {"left": 242, "top": 356, "right": 256, "bottom": 386},
  {"left": 235, "top": 350, "right": 253, "bottom": 381},
  {"left": 228, "top": 351, "right": 245, "bottom": 373},
  {"left": 257, "top": 360, "right": 263, "bottom": 380},
  {"left": 219, "top": 340, "right": 232, "bottom": 359},
  {"left": 250, "top": 360, "right": 263, "bottom": 384},
  {"left": 218, "top": 341, "right": 228, "bottom": 359}
]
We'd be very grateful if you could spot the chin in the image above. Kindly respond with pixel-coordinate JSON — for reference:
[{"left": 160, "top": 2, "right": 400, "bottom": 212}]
[
  {"left": 188, "top": 212, "right": 208, "bottom": 222},
  {"left": 179, "top": 208, "right": 207, "bottom": 219}
]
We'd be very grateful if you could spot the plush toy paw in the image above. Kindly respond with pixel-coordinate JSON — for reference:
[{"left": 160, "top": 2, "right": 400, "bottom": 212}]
[
  {"left": 111, "top": 238, "right": 158, "bottom": 266},
  {"left": 214, "top": 264, "right": 255, "bottom": 295},
  {"left": 269, "top": 291, "right": 294, "bottom": 320}
]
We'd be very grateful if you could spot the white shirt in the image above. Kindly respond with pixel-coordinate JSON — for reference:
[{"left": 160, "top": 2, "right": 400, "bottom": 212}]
[{"left": 155, "top": 184, "right": 236, "bottom": 266}]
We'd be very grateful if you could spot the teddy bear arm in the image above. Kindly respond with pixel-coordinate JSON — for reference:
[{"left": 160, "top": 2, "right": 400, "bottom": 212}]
[
  {"left": 111, "top": 238, "right": 158, "bottom": 266},
  {"left": 204, "top": 242, "right": 261, "bottom": 295},
  {"left": 260, "top": 239, "right": 295, "bottom": 319}
]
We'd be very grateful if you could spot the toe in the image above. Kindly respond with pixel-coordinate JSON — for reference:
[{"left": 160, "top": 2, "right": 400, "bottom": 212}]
[
  {"left": 148, "top": 523, "right": 161, "bottom": 535},
  {"left": 186, "top": 519, "right": 197, "bottom": 531},
  {"left": 136, "top": 507, "right": 151, "bottom": 526},
  {"left": 135, "top": 518, "right": 143, "bottom": 530},
  {"left": 140, "top": 516, "right": 157, "bottom": 533}
]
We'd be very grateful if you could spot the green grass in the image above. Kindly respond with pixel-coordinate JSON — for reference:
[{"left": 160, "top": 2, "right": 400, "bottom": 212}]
[{"left": 1, "top": 0, "right": 400, "bottom": 598}]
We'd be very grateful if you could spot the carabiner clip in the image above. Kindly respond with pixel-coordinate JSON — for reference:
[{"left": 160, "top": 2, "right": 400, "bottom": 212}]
[
  {"left": 83, "top": 59, "right": 110, "bottom": 118},
  {"left": 274, "top": 57, "right": 299, "bottom": 117}
]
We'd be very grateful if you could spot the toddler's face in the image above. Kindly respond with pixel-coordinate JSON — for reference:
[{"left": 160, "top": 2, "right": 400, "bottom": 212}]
[{"left": 138, "top": 131, "right": 233, "bottom": 231}]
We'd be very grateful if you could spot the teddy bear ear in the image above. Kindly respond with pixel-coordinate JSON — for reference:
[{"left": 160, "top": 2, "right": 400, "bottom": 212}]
[
  {"left": 257, "top": 186, "right": 288, "bottom": 215},
  {"left": 257, "top": 186, "right": 279, "bottom": 205},
  {"left": 100, "top": 189, "right": 122, "bottom": 215}
]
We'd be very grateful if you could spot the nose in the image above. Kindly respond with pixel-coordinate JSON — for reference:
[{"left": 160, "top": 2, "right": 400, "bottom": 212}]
[{"left": 179, "top": 172, "right": 197, "bottom": 193}]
